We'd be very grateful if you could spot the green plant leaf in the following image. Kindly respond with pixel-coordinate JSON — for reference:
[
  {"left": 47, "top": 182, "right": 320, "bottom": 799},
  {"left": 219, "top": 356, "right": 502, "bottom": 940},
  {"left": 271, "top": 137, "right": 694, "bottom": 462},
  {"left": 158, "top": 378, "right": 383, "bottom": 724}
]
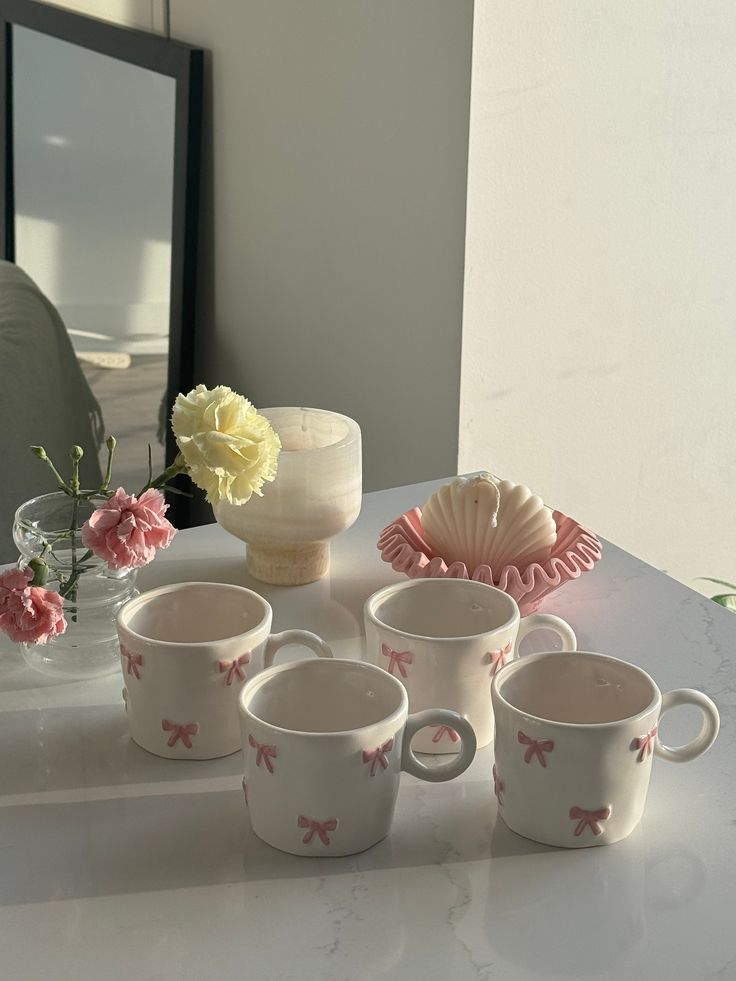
[
  {"left": 697, "top": 577, "right": 736, "bottom": 590},
  {"left": 711, "top": 594, "right": 736, "bottom": 612}
]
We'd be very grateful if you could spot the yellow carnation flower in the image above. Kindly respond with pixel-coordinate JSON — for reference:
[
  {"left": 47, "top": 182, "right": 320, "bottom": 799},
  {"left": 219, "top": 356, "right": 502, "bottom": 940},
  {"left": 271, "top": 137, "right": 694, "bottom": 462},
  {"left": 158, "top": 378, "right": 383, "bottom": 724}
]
[{"left": 171, "top": 385, "right": 281, "bottom": 505}]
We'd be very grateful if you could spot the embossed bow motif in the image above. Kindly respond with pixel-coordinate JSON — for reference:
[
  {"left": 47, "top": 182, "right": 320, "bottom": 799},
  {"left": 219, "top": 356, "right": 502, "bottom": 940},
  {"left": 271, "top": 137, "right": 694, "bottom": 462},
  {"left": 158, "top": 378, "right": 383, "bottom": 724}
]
[
  {"left": 634, "top": 725, "right": 658, "bottom": 762},
  {"left": 569, "top": 805, "right": 612, "bottom": 837},
  {"left": 517, "top": 730, "right": 554, "bottom": 767},
  {"left": 121, "top": 644, "right": 142, "bottom": 680},
  {"left": 161, "top": 719, "right": 200, "bottom": 748},
  {"left": 432, "top": 725, "right": 460, "bottom": 743},
  {"left": 362, "top": 738, "right": 394, "bottom": 776},
  {"left": 248, "top": 734, "right": 278, "bottom": 773},
  {"left": 219, "top": 652, "right": 251, "bottom": 686},
  {"left": 297, "top": 815, "right": 338, "bottom": 846},
  {"left": 122, "top": 688, "right": 128, "bottom": 712},
  {"left": 492, "top": 764, "right": 504, "bottom": 804},
  {"left": 488, "top": 642, "right": 512, "bottom": 677},
  {"left": 381, "top": 643, "right": 413, "bottom": 678},
  {"left": 242, "top": 778, "right": 248, "bottom": 807}
]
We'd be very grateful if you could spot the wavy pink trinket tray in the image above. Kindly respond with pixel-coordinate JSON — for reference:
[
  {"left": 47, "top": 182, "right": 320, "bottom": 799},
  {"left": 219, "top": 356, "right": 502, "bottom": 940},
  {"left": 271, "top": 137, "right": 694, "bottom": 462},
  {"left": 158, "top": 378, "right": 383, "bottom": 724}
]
[{"left": 377, "top": 507, "right": 602, "bottom": 615}]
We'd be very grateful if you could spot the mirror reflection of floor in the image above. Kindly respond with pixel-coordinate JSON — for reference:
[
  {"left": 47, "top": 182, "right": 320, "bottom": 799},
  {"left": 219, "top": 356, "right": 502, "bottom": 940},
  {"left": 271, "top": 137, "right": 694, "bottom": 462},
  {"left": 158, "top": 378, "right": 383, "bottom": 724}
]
[{"left": 78, "top": 354, "right": 167, "bottom": 495}]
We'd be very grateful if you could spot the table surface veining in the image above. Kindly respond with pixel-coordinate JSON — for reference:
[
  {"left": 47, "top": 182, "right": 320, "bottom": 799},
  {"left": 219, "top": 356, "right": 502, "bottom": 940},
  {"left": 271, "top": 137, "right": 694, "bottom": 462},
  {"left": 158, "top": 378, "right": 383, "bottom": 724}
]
[{"left": 1, "top": 478, "right": 735, "bottom": 981}]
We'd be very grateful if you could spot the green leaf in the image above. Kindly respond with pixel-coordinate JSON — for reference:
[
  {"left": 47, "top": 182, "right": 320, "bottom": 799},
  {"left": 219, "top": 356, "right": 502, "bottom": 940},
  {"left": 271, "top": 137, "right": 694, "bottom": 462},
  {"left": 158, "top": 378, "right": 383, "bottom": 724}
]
[
  {"left": 711, "top": 594, "right": 736, "bottom": 612},
  {"left": 697, "top": 577, "right": 736, "bottom": 590}
]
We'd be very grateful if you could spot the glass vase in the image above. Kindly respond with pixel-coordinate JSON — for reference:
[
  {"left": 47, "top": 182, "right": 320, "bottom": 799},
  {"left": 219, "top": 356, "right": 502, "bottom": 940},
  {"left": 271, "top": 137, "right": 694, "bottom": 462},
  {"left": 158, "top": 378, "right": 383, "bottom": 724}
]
[{"left": 13, "top": 491, "right": 137, "bottom": 680}]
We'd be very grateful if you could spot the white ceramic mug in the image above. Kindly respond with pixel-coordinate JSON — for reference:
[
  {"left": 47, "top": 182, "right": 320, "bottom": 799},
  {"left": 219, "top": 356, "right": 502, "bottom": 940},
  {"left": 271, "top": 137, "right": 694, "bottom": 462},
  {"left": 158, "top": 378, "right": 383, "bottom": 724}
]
[
  {"left": 491, "top": 650, "right": 720, "bottom": 847},
  {"left": 117, "top": 581, "right": 332, "bottom": 760},
  {"left": 364, "top": 579, "right": 576, "bottom": 754},
  {"left": 238, "top": 657, "right": 477, "bottom": 856}
]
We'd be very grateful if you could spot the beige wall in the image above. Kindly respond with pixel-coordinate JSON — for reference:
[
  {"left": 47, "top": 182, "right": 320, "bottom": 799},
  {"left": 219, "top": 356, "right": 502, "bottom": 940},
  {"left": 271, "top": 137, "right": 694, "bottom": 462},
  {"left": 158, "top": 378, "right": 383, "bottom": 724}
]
[
  {"left": 38, "top": 0, "right": 475, "bottom": 494},
  {"left": 461, "top": 1, "right": 736, "bottom": 589},
  {"left": 169, "top": 0, "right": 473, "bottom": 491}
]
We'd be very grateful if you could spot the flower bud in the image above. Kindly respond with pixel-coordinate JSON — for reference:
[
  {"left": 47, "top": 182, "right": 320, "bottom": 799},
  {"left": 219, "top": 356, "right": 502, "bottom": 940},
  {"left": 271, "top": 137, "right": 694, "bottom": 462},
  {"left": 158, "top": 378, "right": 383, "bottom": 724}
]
[
  {"left": 70, "top": 445, "right": 84, "bottom": 462},
  {"left": 106, "top": 435, "right": 117, "bottom": 451},
  {"left": 31, "top": 445, "right": 48, "bottom": 461}
]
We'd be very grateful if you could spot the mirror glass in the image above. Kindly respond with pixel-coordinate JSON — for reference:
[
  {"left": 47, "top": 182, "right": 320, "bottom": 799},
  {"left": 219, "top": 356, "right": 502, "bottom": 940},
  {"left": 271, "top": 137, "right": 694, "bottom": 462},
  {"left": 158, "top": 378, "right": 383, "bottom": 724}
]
[{"left": 13, "top": 25, "right": 176, "bottom": 491}]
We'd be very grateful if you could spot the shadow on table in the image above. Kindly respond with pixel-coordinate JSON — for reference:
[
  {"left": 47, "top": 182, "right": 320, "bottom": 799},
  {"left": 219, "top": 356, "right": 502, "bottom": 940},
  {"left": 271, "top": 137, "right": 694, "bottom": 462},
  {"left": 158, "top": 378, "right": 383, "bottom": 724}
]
[{"left": 0, "top": 778, "right": 495, "bottom": 906}]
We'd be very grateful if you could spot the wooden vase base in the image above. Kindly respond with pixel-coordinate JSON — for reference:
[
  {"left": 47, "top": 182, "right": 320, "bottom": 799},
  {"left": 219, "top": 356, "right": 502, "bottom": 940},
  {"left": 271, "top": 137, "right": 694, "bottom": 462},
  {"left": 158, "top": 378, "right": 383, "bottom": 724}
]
[{"left": 246, "top": 541, "right": 330, "bottom": 585}]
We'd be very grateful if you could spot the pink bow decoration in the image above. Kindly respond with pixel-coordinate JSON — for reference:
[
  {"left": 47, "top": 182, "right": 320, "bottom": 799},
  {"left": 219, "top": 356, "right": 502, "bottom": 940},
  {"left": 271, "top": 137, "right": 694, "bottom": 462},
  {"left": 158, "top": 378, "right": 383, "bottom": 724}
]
[
  {"left": 570, "top": 805, "right": 612, "bottom": 837},
  {"left": 219, "top": 651, "right": 251, "bottom": 686},
  {"left": 488, "top": 642, "right": 512, "bottom": 677},
  {"left": 121, "top": 644, "right": 143, "bottom": 680},
  {"left": 381, "top": 643, "right": 413, "bottom": 678},
  {"left": 297, "top": 815, "right": 338, "bottom": 846},
  {"left": 492, "top": 764, "right": 504, "bottom": 804},
  {"left": 362, "top": 738, "right": 394, "bottom": 776},
  {"left": 518, "top": 730, "right": 554, "bottom": 767},
  {"left": 248, "top": 734, "right": 278, "bottom": 773},
  {"left": 161, "top": 719, "right": 200, "bottom": 748},
  {"left": 634, "top": 725, "right": 658, "bottom": 762},
  {"left": 432, "top": 725, "right": 460, "bottom": 744}
]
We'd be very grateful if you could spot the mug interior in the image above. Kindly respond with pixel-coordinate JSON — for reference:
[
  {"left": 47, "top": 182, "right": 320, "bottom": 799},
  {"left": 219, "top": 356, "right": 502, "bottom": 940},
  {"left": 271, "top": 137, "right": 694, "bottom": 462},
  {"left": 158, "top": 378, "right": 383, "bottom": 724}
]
[
  {"left": 496, "top": 652, "right": 658, "bottom": 724},
  {"left": 243, "top": 659, "right": 404, "bottom": 733},
  {"left": 119, "top": 582, "right": 269, "bottom": 644},
  {"left": 370, "top": 579, "right": 516, "bottom": 639}
]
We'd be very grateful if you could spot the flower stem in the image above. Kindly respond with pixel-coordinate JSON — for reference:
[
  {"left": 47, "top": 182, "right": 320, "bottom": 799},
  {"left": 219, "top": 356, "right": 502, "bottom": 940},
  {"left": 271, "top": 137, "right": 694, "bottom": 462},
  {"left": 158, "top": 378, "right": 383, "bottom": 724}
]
[
  {"left": 67, "top": 495, "right": 80, "bottom": 620},
  {"left": 31, "top": 446, "right": 72, "bottom": 495},
  {"left": 59, "top": 549, "right": 94, "bottom": 603},
  {"left": 139, "top": 453, "right": 187, "bottom": 496},
  {"left": 100, "top": 436, "right": 117, "bottom": 494}
]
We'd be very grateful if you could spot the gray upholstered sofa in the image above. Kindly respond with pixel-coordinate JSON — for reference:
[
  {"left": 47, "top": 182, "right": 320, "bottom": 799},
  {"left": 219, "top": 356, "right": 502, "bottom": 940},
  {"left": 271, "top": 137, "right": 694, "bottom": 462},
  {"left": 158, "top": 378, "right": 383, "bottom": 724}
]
[{"left": 0, "top": 261, "right": 103, "bottom": 562}]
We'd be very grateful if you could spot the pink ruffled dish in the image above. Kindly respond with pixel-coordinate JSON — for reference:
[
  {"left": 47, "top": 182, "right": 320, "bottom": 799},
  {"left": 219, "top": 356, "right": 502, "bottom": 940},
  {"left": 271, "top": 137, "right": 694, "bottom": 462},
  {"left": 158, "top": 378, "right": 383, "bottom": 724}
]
[{"left": 377, "top": 507, "right": 602, "bottom": 615}]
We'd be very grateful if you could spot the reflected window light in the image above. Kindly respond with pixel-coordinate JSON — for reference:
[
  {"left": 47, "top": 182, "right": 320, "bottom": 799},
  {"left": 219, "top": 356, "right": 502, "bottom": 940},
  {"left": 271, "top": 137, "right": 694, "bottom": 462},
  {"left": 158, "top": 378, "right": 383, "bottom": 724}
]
[
  {"left": 67, "top": 328, "right": 114, "bottom": 341},
  {"left": 44, "top": 134, "right": 71, "bottom": 148},
  {"left": 132, "top": 237, "right": 171, "bottom": 355},
  {"left": 14, "top": 214, "right": 60, "bottom": 297}
]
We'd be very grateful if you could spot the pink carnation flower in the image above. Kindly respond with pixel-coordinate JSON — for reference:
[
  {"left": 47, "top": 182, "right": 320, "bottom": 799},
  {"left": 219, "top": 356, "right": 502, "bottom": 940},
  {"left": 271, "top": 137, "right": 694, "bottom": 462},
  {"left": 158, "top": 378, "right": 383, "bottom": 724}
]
[
  {"left": 82, "top": 487, "right": 177, "bottom": 571},
  {"left": 0, "top": 568, "right": 67, "bottom": 645}
]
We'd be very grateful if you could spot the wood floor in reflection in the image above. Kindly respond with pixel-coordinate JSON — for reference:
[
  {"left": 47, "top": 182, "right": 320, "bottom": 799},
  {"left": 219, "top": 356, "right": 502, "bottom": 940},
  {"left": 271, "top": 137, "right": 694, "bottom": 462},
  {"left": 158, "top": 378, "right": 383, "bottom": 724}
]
[{"left": 79, "top": 354, "right": 167, "bottom": 493}]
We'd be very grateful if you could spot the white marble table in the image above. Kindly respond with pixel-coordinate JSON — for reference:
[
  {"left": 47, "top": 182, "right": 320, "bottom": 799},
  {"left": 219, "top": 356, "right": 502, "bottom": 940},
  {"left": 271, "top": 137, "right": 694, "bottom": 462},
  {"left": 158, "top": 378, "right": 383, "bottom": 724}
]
[{"left": 1, "top": 478, "right": 734, "bottom": 981}]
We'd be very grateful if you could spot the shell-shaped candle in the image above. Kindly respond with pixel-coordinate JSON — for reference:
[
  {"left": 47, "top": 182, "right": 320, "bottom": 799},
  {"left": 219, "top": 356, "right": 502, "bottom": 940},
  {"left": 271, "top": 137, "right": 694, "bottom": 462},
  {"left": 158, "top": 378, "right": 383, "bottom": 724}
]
[{"left": 421, "top": 474, "right": 557, "bottom": 573}]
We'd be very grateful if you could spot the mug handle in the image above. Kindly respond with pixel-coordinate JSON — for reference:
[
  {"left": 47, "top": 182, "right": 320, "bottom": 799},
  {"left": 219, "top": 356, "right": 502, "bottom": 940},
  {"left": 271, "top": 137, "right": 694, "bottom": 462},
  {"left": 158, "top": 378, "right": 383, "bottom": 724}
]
[
  {"left": 401, "top": 709, "right": 477, "bottom": 783},
  {"left": 654, "top": 689, "right": 719, "bottom": 763},
  {"left": 264, "top": 629, "right": 333, "bottom": 669},
  {"left": 515, "top": 613, "right": 577, "bottom": 652}
]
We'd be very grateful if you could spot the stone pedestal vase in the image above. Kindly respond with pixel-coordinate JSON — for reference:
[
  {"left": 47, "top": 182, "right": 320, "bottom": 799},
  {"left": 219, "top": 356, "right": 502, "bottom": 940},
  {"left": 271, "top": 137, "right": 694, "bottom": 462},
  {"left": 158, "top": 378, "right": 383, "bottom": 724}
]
[{"left": 213, "top": 407, "right": 362, "bottom": 586}]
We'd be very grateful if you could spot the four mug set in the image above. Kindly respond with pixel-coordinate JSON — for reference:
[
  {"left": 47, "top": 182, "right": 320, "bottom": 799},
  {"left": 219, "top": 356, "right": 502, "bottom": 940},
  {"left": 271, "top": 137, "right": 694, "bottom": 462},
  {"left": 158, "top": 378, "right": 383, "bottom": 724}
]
[{"left": 116, "top": 578, "right": 719, "bottom": 857}]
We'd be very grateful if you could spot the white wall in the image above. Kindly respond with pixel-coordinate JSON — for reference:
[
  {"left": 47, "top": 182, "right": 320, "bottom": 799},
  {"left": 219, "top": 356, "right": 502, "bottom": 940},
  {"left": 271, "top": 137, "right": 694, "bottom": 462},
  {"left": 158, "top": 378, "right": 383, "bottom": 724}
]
[
  {"left": 169, "top": 0, "right": 474, "bottom": 492},
  {"left": 461, "top": 1, "right": 736, "bottom": 589}
]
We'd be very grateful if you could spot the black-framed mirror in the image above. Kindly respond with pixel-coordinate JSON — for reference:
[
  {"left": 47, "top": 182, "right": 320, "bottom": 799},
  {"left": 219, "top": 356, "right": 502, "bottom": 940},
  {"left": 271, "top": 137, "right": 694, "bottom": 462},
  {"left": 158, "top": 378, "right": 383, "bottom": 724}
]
[{"left": 0, "top": 0, "right": 202, "bottom": 527}]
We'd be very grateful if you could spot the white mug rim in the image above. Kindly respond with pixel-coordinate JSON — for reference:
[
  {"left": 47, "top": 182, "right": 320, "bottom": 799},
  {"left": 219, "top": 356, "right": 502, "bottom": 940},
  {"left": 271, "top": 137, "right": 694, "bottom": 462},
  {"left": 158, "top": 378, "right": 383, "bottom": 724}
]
[
  {"left": 492, "top": 650, "right": 661, "bottom": 730},
  {"left": 117, "top": 580, "right": 271, "bottom": 649},
  {"left": 365, "top": 578, "right": 519, "bottom": 643},
  {"left": 239, "top": 657, "right": 409, "bottom": 739}
]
